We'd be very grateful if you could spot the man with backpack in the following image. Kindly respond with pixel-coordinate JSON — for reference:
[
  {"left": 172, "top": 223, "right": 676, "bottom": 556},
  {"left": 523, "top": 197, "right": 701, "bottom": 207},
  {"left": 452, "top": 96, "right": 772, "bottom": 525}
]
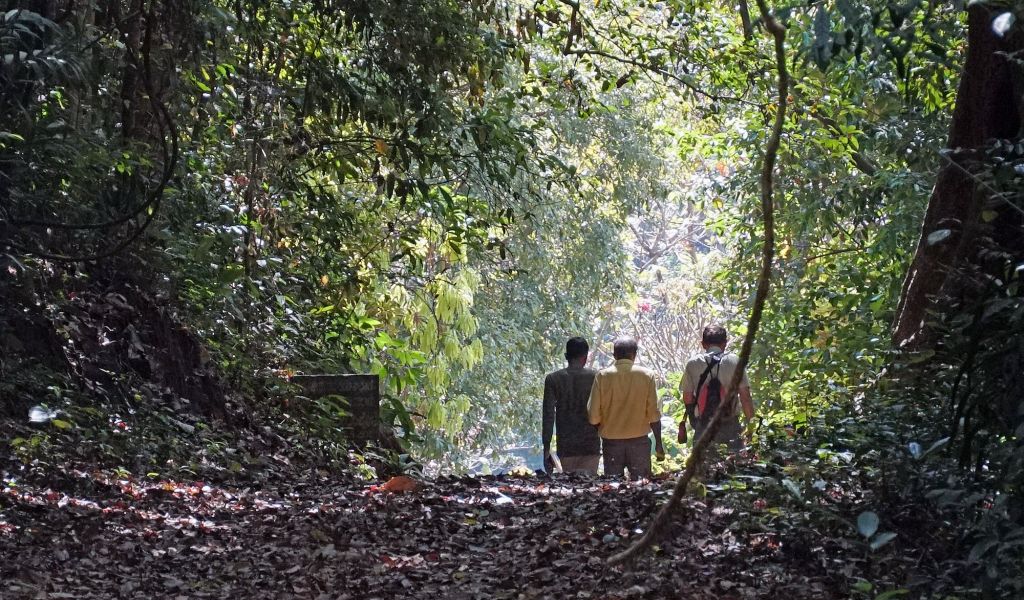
[
  {"left": 542, "top": 337, "right": 601, "bottom": 474},
  {"left": 678, "top": 324, "right": 755, "bottom": 451}
]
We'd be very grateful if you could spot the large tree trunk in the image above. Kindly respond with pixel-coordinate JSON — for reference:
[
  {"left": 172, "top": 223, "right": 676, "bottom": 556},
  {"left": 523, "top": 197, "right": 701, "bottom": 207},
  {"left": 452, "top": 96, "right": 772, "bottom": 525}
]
[{"left": 892, "top": 5, "right": 1024, "bottom": 348}]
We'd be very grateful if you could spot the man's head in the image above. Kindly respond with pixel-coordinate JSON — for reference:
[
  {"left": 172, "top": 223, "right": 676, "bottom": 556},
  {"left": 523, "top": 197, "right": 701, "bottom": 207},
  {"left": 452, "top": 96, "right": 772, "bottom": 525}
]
[
  {"left": 564, "top": 337, "right": 589, "bottom": 364},
  {"left": 612, "top": 336, "right": 639, "bottom": 360},
  {"left": 701, "top": 324, "right": 728, "bottom": 349}
]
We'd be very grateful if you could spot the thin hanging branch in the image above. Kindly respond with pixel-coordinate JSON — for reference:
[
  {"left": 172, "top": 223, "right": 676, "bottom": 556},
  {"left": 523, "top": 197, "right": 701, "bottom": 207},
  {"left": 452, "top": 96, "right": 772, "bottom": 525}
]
[
  {"left": 549, "top": 0, "right": 759, "bottom": 106},
  {"left": 607, "top": 0, "right": 788, "bottom": 567},
  {"left": 738, "top": 0, "right": 754, "bottom": 41}
]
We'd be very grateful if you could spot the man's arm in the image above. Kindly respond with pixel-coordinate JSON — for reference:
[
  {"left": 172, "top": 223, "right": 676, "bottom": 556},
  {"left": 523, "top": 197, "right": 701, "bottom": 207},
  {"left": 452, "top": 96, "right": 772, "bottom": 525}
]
[
  {"left": 587, "top": 376, "right": 602, "bottom": 428},
  {"left": 679, "top": 367, "right": 695, "bottom": 443},
  {"left": 542, "top": 376, "right": 555, "bottom": 470},
  {"left": 739, "top": 386, "right": 754, "bottom": 420},
  {"left": 739, "top": 385, "right": 755, "bottom": 441},
  {"left": 651, "top": 420, "right": 665, "bottom": 459},
  {"left": 646, "top": 376, "right": 665, "bottom": 459}
]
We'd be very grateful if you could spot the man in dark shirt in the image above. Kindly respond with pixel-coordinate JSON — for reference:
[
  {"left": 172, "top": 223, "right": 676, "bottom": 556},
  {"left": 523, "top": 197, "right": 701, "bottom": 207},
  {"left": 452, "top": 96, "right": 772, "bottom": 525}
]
[{"left": 542, "top": 337, "right": 601, "bottom": 474}]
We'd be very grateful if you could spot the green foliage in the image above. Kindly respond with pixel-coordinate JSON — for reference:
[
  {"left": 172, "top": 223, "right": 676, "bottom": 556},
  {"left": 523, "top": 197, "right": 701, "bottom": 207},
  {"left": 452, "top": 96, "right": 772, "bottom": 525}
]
[
  {"left": 1, "top": 0, "right": 656, "bottom": 468},
  {"left": 682, "top": 0, "right": 961, "bottom": 430},
  {"left": 527, "top": 2, "right": 1020, "bottom": 594},
  {"left": 2, "top": 2, "right": 1024, "bottom": 598},
  {"left": 905, "top": 245, "right": 1024, "bottom": 596},
  {"left": 3, "top": 5, "right": 1022, "bottom": 597}
]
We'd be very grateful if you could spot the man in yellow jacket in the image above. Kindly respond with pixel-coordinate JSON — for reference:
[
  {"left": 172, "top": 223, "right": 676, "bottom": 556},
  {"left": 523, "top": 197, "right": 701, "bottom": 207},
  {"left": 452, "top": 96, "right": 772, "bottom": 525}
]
[{"left": 587, "top": 336, "right": 665, "bottom": 479}]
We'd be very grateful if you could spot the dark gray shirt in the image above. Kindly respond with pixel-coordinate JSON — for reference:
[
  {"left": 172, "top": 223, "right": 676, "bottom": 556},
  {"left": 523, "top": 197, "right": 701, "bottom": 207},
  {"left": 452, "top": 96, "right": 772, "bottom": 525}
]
[{"left": 543, "top": 366, "right": 600, "bottom": 457}]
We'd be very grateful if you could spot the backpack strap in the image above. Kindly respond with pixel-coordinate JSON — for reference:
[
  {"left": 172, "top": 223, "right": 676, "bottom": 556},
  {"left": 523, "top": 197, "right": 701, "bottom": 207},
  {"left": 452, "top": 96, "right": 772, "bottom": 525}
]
[
  {"left": 693, "top": 352, "right": 723, "bottom": 417},
  {"left": 694, "top": 352, "right": 722, "bottom": 393}
]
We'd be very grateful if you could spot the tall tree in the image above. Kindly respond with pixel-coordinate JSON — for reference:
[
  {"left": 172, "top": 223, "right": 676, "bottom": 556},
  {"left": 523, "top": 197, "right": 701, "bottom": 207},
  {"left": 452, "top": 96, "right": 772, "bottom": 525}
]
[{"left": 893, "top": 3, "right": 1024, "bottom": 348}]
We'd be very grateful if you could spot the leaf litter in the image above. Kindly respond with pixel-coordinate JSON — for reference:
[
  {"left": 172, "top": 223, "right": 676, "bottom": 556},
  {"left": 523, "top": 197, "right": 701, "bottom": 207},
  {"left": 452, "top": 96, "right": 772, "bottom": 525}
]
[{"left": 0, "top": 467, "right": 855, "bottom": 599}]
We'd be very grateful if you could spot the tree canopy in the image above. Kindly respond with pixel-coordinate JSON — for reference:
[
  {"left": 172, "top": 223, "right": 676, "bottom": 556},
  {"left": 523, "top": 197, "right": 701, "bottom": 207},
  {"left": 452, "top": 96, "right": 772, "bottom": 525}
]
[{"left": 2, "top": 0, "right": 1024, "bottom": 597}]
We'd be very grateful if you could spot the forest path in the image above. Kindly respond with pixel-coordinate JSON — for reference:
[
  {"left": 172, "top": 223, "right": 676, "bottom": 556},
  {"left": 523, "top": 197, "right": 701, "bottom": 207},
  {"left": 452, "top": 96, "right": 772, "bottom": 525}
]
[{"left": 1, "top": 470, "right": 843, "bottom": 599}]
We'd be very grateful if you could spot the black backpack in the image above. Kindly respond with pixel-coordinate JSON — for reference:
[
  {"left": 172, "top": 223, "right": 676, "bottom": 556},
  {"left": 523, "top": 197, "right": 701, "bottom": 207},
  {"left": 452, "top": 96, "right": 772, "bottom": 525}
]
[{"left": 693, "top": 352, "right": 724, "bottom": 430}]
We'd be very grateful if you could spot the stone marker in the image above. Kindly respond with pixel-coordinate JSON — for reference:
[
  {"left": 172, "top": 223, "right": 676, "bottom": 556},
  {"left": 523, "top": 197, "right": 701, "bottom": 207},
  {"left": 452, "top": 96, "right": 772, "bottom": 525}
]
[{"left": 290, "top": 374, "right": 380, "bottom": 445}]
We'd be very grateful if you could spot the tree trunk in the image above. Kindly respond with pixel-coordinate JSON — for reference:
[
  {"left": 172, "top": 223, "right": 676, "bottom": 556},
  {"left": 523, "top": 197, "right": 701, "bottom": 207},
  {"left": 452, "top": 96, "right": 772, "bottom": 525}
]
[{"left": 892, "top": 5, "right": 1024, "bottom": 348}]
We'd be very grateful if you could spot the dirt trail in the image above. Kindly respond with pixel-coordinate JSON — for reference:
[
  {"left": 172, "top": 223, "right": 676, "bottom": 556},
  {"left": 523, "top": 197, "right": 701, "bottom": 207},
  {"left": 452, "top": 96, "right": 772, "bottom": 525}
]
[{"left": 0, "top": 470, "right": 843, "bottom": 599}]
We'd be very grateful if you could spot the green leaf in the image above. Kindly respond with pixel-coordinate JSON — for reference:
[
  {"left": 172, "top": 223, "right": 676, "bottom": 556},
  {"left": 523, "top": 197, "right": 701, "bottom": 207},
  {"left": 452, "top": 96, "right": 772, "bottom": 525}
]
[
  {"left": 993, "top": 12, "right": 1016, "bottom": 37},
  {"left": 968, "top": 537, "right": 1000, "bottom": 562},
  {"left": 920, "top": 437, "right": 950, "bottom": 459},
  {"left": 218, "top": 264, "right": 245, "bottom": 285},
  {"left": 781, "top": 478, "right": 803, "bottom": 501},
  {"left": 926, "top": 229, "right": 952, "bottom": 246},
  {"left": 439, "top": 186, "right": 455, "bottom": 211},
  {"left": 426, "top": 402, "right": 444, "bottom": 428},
  {"left": 907, "top": 442, "right": 921, "bottom": 459},
  {"left": 870, "top": 531, "right": 897, "bottom": 550},
  {"left": 875, "top": 589, "right": 910, "bottom": 600},
  {"left": 51, "top": 419, "right": 73, "bottom": 430},
  {"left": 857, "top": 511, "right": 879, "bottom": 538}
]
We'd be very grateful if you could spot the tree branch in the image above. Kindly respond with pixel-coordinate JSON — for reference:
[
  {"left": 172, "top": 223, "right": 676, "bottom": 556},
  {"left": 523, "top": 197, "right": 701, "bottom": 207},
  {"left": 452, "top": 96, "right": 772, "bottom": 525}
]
[
  {"left": 564, "top": 48, "right": 757, "bottom": 106},
  {"left": 607, "top": 0, "right": 787, "bottom": 567},
  {"left": 805, "top": 245, "right": 865, "bottom": 264},
  {"left": 811, "top": 112, "right": 879, "bottom": 177},
  {"left": 738, "top": 0, "right": 754, "bottom": 41}
]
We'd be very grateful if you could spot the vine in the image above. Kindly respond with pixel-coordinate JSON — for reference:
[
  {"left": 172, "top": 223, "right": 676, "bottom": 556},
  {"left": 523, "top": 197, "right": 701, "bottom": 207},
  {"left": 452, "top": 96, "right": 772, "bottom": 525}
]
[{"left": 607, "top": 0, "right": 789, "bottom": 567}]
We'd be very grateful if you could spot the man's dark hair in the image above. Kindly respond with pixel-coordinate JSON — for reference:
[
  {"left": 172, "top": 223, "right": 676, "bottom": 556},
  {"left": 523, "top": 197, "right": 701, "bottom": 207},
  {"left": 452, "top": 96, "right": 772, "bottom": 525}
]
[
  {"left": 565, "top": 337, "right": 589, "bottom": 362},
  {"left": 702, "top": 324, "right": 728, "bottom": 345},
  {"left": 612, "top": 336, "right": 639, "bottom": 359}
]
